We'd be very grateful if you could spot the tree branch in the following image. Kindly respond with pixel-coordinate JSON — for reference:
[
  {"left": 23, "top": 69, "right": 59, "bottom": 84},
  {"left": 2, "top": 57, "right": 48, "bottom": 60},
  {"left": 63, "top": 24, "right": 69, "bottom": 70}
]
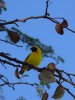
[
  {"left": 1, "top": 52, "right": 75, "bottom": 99},
  {"left": 0, "top": 52, "right": 75, "bottom": 86},
  {"left": 64, "top": 87, "right": 75, "bottom": 99},
  {"left": 0, "top": 38, "right": 23, "bottom": 47},
  {"left": 0, "top": 15, "right": 75, "bottom": 34},
  {"left": 0, "top": 52, "right": 75, "bottom": 89},
  {"left": 0, "top": 82, "right": 38, "bottom": 87},
  {"left": 45, "top": 0, "right": 50, "bottom": 16},
  {"left": 56, "top": 80, "right": 75, "bottom": 99},
  {"left": 0, "top": 52, "right": 23, "bottom": 64},
  {"left": 0, "top": 58, "right": 21, "bottom": 68}
]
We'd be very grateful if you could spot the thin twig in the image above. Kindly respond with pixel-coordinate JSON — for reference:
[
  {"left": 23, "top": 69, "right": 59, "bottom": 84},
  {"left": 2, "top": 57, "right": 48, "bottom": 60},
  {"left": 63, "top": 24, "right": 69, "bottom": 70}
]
[
  {"left": 0, "top": 52, "right": 24, "bottom": 64},
  {"left": 56, "top": 80, "right": 75, "bottom": 99},
  {"left": 45, "top": 0, "right": 50, "bottom": 16},
  {"left": 0, "top": 19, "right": 6, "bottom": 22},
  {"left": 0, "top": 15, "right": 75, "bottom": 34},
  {"left": 54, "top": 73, "right": 75, "bottom": 87},
  {"left": 0, "top": 61, "right": 7, "bottom": 69},
  {"left": 59, "top": 69, "right": 75, "bottom": 77},
  {"left": 0, "top": 38, "right": 23, "bottom": 47},
  {"left": 66, "top": 27, "right": 75, "bottom": 33},
  {"left": 0, "top": 82, "right": 38, "bottom": 87},
  {"left": 0, "top": 58, "right": 21, "bottom": 68},
  {"left": 64, "top": 87, "right": 75, "bottom": 99},
  {"left": 0, "top": 78, "right": 15, "bottom": 90},
  {"left": 1, "top": 52, "right": 75, "bottom": 89}
]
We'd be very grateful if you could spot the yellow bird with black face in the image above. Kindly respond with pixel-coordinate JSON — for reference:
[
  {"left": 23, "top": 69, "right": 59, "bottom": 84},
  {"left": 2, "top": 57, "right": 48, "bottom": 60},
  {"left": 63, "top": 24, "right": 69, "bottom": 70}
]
[{"left": 19, "top": 46, "right": 42, "bottom": 74}]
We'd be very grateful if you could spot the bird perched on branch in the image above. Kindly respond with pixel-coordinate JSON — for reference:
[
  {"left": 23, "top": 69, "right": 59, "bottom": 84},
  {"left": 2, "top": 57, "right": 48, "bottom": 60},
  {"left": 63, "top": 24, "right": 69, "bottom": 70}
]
[{"left": 19, "top": 46, "right": 42, "bottom": 74}]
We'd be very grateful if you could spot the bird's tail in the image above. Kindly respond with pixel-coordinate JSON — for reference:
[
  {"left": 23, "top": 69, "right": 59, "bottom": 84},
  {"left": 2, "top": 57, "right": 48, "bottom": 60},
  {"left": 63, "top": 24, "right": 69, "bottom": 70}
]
[{"left": 19, "top": 66, "right": 29, "bottom": 75}]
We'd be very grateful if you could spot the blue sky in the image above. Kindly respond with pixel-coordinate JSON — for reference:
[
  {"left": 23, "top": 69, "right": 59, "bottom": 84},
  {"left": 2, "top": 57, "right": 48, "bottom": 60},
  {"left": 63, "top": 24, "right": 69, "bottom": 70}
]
[{"left": 0, "top": 0, "right": 75, "bottom": 100}]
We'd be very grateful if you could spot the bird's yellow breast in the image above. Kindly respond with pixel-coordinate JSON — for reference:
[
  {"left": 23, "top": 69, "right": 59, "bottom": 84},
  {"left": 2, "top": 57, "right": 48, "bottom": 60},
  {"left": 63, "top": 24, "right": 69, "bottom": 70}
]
[{"left": 25, "top": 52, "right": 42, "bottom": 67}]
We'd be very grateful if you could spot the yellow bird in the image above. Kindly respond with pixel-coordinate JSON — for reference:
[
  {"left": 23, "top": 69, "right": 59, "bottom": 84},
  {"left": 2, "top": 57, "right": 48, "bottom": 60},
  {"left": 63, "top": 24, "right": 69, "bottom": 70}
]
[{"left": 19, "top": 46, "right": 42, "bottom": 74}]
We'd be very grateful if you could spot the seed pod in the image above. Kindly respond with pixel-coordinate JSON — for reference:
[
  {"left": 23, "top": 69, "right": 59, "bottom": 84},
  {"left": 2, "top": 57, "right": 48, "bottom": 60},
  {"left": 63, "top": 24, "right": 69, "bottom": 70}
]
[
  {"left": 41, "top": 92, "right": 48, "bottom": 100},
  {"left": 7, "top": 30, "right": 20, "bottom": 43},
  {"left": 0, "top": 0, "right": 5, "bottom": 8},
  {"left": 47, "top": 63, "right": 56, "bottom": 73},
  {"left": 55, "top": 23, "right": 64, "bottom": 35},
  {"left": 61, "top": 19, "right": 68, "bottom": 28},
  {"left": 38, "top": 70, "right": 56, "bottom": 83},
  {"left": 15, "top": 68, "right": 20, "bottom": 79},
  {"left": 52, "top": 85, "right": 65, "bottom": 99}
]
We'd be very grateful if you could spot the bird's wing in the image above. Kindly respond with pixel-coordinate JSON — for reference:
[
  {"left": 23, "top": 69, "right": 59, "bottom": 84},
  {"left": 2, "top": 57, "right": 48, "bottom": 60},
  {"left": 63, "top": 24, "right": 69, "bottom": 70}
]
[
  {"left": 21, "top": 53, "right": 31, "bottom": 67},
  {"left": 19, "top": 53, "right": 31, "bottom": 74}
]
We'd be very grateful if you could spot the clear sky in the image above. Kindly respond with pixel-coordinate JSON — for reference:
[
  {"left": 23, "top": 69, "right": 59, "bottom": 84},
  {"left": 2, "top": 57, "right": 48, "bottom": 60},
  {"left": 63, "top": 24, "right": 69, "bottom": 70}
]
[{"left": 0, "top": 0, "right": 75, "bottom": 100}]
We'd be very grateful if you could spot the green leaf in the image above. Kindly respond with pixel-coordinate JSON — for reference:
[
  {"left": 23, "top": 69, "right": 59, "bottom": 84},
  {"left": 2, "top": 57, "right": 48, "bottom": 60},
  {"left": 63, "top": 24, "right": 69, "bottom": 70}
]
[
  {"left": 11, "top": 27, "right": 55, "bottom": 57},
  {"left": 21, "top": 74, "right": 29, "bottom": 78},
  {"left": 40, "top": 81, "right": 50, "bottom": 89},
  {"left": 0, "top": 0, "right": 7, "bottom": 14},
  {"left": 57, "top": 56, "right": 64, "bottom": 63},
  {"left": 3, "top": 7, "right": 7, "bottom": 11},
  {"left": 44, "top": 82, "right": 50, "bottom": 89},
  {"left": 36, "top": 87, "right": 43, "bottom": 97},
  {"left": 40, "top": 81, "right": 44, "bottom": 87},
  {"left": 17, "top": 96, "right": 26, "bottom": 100}
]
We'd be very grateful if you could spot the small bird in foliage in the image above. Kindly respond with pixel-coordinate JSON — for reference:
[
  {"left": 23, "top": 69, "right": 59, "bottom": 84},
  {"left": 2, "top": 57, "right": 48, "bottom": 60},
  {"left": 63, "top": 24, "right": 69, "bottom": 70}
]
[{"left": 19, "top": 46, "right": 42, "bottom": 74}]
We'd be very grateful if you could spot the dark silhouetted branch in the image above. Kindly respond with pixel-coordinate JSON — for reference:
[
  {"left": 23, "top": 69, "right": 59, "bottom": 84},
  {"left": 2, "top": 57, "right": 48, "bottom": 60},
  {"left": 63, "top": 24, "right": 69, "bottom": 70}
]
[
  {"left": 0, "top": 38, "right": 23, "bottom": 47},
  {"left": 45, "top": 0, "right": 50, "bottom": 16}
]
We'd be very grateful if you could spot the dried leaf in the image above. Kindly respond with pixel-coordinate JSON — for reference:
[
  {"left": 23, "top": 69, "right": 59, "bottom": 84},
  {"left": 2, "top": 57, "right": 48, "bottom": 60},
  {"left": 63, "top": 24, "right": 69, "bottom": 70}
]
[
  {"left": 7, "top": 30, "right": 20, "bottom": 43},
  {"left": 41, "top": 92, "right": 48, "bottom": 100},
  {"left": 52, "top": 85, "right": 65, "bottom": 99},
  {"left": 55, "top": 23, "right": 64, "bottom": 35},
  {"left": 0, "top": 1, "right": 4, "bottom": 8},
  {"left": 61, "top": 19, "right": 68, "bottom": 28},
  {"left": 0, "top": 0, "right": 5, "bottom": 8},
  {"left": 47, "top": 63, "right": 56, "bottom": 73},
  {"left": 15, "top": 68, "right": 20, "bottom": 79},
  {"left": 38, "top": 70, "right": 56, "bottom": 83}
]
